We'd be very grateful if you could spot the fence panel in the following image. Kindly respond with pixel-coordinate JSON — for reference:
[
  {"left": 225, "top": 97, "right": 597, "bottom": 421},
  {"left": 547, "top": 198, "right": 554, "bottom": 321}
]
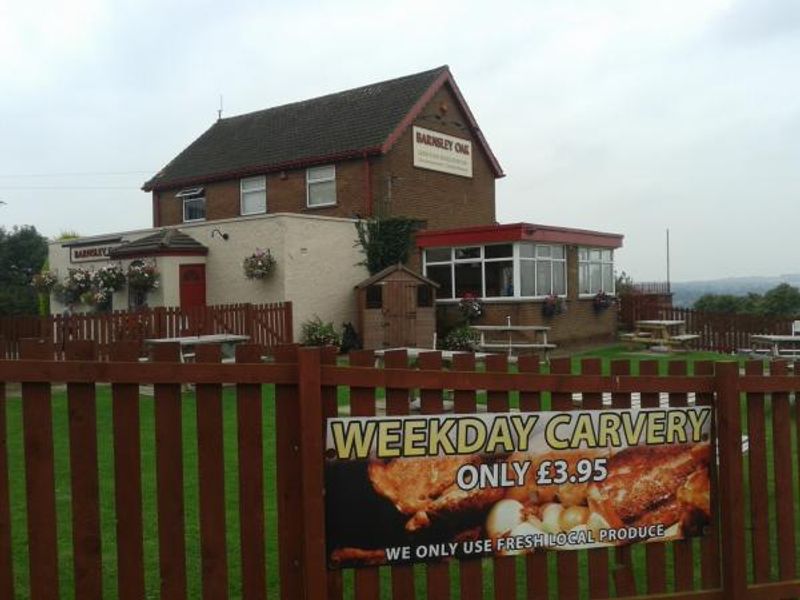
[
  {"left": 0, "top": 302, "right": 293, "bottom": 358},
  {"left": 0, "top": 344, "right": 799, "bottom": 599},
  {"left": 619, "top": 296, "right": 794, "bottom": 352}
]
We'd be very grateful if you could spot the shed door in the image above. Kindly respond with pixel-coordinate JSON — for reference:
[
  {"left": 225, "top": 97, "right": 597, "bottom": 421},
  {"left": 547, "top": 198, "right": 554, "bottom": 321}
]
[
  {"left": 383, "top": 281, "right": 417, "bottom": 347},
  {"left": 179, "top": 264, "right": 206, "bottom": 309}
]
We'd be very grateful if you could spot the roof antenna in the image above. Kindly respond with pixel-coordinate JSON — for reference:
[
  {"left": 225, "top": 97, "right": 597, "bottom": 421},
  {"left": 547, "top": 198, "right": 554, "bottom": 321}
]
[{"left": 217, "top": 94, "right": 224, "bottom": 121}]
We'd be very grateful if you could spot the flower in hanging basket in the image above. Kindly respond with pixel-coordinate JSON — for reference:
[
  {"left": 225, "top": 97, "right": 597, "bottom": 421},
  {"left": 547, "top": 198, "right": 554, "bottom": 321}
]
[
  {"left": 541, "top": 294, "right": 564, "bottom": 318},
  {"left": 457, "top": 293, "right": 484, "bottom": 323},
  {"left": 593, "top": 291, "right": 614, "bottom": 313},
  {"left": 57, "top": 267, "right": 94, "bottom": 305},
  {"left": 92, "top": 263, "right": 126, "bottom": 293},
  {"left": 81, "top": 289, "right": 112, "bottom": 310},
  {"left": 31, "top": 270, "right": 58, "bottom": 294},
  {"left": 127, "top": 261, "right": 159, "bottom": 292},
  {"left": 243, "top": 248, "right": 276, "bottom": 280}
]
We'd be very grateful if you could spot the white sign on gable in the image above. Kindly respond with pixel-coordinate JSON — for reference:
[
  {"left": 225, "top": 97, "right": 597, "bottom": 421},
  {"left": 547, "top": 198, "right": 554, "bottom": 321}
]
[{"left": 412, "top": 126, "right": 473, "bottom": 178}]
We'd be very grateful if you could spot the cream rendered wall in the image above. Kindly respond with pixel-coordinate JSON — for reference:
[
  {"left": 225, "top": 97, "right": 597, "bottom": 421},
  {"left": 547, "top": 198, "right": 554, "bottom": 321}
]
[
  {"left": 47, "top": 214, "right": 368, "bottom": 341},
  {"left": 280, "top": 216, "right": 369, "bottom": 340},
  {"left": 185, "top": 217, "right": 287, "bottom": 307}
]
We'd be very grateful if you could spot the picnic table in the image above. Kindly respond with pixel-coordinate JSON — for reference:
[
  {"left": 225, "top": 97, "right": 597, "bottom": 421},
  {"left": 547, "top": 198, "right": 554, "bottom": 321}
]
[
  {"left": 144, "top": 333, "right": 250, "bottom": 362},
  {"left": 470, "top": 324, "right": 556, "bottom": 357},
  {"left": 749, "top": 334, "right": 800, "bottom": 358},
  {"left": 621, "top": 320, "right": 700, "bottom": 350}
]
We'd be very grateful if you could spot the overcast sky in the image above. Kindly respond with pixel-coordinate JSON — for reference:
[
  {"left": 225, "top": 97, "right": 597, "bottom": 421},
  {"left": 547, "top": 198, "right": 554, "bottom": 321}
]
[{"left": 1, "top": 0, "right": 798, "bottom": 282}]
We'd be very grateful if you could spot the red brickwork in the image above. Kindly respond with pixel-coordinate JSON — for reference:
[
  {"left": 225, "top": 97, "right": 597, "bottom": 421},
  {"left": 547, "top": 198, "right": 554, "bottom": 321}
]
[{"left": 154, "top": 84, "right": 498, "bottom": 230}]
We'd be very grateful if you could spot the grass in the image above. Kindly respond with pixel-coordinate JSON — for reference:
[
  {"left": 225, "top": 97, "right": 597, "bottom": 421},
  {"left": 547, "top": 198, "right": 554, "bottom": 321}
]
[
  {"left": 5, "top": 386, "right": 281, "bottom": 600},
  {"left": 2, "top": 346, "right": 796, "bottom": 599}
]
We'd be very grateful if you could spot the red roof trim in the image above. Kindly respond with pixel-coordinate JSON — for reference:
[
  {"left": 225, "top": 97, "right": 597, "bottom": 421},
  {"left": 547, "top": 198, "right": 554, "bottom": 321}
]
[
  {"left": 144, "top": 147, "right": 382, "bottom": 192},
  {"left": 379, "top": 70, "right": 504, "bottom": 178},
  {"left": 416, "top": 222, "right": 624, "bottom": 249}
]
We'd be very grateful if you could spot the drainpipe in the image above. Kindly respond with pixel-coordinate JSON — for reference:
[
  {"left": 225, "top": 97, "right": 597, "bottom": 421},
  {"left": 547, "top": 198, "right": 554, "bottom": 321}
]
[{"left": 363, "top": 154, "right": 373, "bottom": 217}]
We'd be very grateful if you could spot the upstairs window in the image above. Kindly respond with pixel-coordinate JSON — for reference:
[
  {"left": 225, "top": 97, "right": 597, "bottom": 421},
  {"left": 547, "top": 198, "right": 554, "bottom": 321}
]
[
  {"left": 240, "top": 176, "right": 266, "bottom": 215},
  {"left": 177, "top": 187, "right": 206, "bottom": 222},
  {"left": 579, "top": 248, "right": 614, "bottom": 294},
  {"left": 306, "top": 165, "right": 336, "bottom": 207}
]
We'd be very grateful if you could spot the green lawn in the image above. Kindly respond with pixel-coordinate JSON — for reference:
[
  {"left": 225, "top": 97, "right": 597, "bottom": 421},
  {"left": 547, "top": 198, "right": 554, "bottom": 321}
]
[{"left": 2, "top": 347, "right": 796, "bottom": 599}]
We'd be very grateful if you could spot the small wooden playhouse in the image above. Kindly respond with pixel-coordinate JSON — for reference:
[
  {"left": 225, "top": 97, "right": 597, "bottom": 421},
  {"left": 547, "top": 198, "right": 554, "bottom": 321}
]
[{"left": 355, "top": 264, "right": 438, "bottom": 350}]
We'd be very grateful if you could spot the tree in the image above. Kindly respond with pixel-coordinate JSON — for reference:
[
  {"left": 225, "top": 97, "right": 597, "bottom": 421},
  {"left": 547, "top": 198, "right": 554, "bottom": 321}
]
[
  {"left": 354, "top": 217, "right": 422, "bottom": 275},
  {"left": 761, "top": 283, "right": 800, "bottom": 317},
  {"left": 0, "top": 226, "right": 48, "bottom": 316},
  {"left": 693, "top": 294, "right": 745, "bottom": 314}
]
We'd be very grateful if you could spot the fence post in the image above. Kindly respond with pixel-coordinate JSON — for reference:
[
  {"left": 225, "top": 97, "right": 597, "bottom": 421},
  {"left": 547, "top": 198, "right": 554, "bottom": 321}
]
[
  {"left": 296, "top": 347, "right": 327, "bottom": 599},
  {"left": 284, "top": 301, "right": 294, "bottom": 344},
  {"left": 65, "top": 340, "right": 103, "bottom": 600},
  {"left": 243, "top": 303, "right": 253, "bottom": 339},
  {"left": 273, "top": 344, "right": 304, "bottom": 600},
  {"left": 715, "top": 361, "right": 747, "bottom": 600},
  {"left": 20, "top": 338, "right": 60, "bottom": 600}
]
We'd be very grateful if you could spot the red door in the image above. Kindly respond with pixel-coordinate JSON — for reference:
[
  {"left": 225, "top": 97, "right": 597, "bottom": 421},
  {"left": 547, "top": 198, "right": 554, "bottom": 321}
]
[{"left": 179, "top": 264, "right": 206, "bottom": 308}]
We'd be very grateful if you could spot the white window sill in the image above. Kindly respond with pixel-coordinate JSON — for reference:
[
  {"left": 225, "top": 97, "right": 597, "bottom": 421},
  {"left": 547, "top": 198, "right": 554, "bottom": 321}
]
[
  {"left": 436, "top": 296, "right": 568, "bottom": 304},
  {"left": 241, "top": 209, "right": 267, "bottom": 217},
  {"left": 183, "top": 217, "right": 206, "bottom": 223},
  {"left": 579, "top": 293, "right": 617, "bottom": 299},
  {"left": 306, "top": 203, "right": 337, "bottom": 209}
]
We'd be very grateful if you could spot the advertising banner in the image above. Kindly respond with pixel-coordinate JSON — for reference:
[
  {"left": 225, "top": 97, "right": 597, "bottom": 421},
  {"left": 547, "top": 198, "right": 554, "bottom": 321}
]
[{"left": 325, "top": 406, "right": 712, "bottom": 568}]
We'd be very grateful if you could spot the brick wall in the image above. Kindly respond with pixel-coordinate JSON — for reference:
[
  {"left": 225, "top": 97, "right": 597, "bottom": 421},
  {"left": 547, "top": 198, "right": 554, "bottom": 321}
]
[
  {"left": 371, "top": 85, "right": 497, "bottom": 230},
  {"left": 155, "top": 160, "right": 371, "bottom": 226},
  {"left": 438, "top": 299, "right": 618, "bottom": 349},
  {"left": 154, "top": 84, "right": 499, "bottom": 230}
]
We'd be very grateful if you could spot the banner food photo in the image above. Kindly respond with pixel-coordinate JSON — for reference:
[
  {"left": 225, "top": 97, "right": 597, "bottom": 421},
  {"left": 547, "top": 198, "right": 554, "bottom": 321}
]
[{"left": 324, "top": 406, "right": 712, "bottom": 568}]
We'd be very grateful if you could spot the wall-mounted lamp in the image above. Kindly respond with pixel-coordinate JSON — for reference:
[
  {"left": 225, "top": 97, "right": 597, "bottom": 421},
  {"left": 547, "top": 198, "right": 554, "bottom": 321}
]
[{"left": 211, "top": 228, "right": 229, "bottom": 241}]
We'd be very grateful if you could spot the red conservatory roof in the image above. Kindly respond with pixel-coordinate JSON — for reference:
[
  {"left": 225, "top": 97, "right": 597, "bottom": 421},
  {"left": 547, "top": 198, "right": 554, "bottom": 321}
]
[{"left": 416, "top": 222, "right": 624, "bottom": 249}]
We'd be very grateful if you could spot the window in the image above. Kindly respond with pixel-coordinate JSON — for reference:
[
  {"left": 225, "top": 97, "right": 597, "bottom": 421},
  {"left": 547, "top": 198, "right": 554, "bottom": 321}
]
[
  {"left": 417, "top": 285, "right": 433, "bottom": 307},
  {"left": 366, "top": 285, "right": 382, "bottom": 309},
  {"left": 177, "top": 187, "right": 205, "bottom": 222},
  {"left": 519, "top": 244, "right": 566, "bottom": 296},
  {"left": 240, "top": 176, "right": 266, "bottom": 215},
  {"left": 579, "top": 247, "right": 614, "bottom": 294},
  {"left": 423, "top": 242, "right": 566, "bottom": 300},
  {"left": 306, "top": 165, "right": 336, "bottom": 207}
]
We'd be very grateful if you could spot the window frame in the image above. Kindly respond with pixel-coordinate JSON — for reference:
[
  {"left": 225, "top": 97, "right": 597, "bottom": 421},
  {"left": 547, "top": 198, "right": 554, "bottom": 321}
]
[
  {"left": 177, "top": 187, "right": 206, "bottom": 223},
  {"left": 306, "top": 165, "right": 337, "bottom": 208},
  {"left": 578, "top": 247, "right": 615, "bottom": 296},
  {"left": 422, "top": 242, "right": 567, "bottom": 302},
  {"left": 240, "top": 175, "right": 267, "bottom": 216}
]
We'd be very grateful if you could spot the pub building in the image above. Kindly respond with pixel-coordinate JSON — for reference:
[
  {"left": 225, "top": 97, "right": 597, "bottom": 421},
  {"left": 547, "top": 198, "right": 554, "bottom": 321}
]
[{"left": 48, "top": 65, "right": 623, "bottom": 347}]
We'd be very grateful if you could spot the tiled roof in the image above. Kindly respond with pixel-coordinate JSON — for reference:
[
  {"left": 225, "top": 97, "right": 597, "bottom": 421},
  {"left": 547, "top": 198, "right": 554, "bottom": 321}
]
[
  {"left": 109, "top": 229, "right": 207, "bottom": 257},
  {"left": 355, "top": 263, "right": 440, "bottom": 289},
  {"left": 144, "top": 66, "right": 502, "bottom": 191}
]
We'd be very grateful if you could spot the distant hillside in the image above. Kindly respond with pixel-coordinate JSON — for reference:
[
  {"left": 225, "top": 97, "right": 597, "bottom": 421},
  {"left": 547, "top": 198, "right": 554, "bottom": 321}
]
[{"left": 671, "top": 274, "right": 800, "bottom": 307}]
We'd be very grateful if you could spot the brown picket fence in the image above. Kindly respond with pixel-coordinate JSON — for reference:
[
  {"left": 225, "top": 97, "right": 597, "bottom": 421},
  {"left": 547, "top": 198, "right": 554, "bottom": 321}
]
[
  {"left": 0, "top": 301, "right": 292, "bottom": 359},
  {"left": 619, "top": 295, "right": 794, "bottom": 352},
  {"left": 0, "top": 342, "right": 798, "bottom": 599}
]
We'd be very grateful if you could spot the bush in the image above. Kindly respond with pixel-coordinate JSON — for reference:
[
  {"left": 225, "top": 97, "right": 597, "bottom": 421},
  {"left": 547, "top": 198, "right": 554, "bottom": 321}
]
[
  {"left": 441, "top": 326, "right": 480, "bottom": 351},
  {"left": 301, "top": 316, "right": 341, "bottom": 347}
]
